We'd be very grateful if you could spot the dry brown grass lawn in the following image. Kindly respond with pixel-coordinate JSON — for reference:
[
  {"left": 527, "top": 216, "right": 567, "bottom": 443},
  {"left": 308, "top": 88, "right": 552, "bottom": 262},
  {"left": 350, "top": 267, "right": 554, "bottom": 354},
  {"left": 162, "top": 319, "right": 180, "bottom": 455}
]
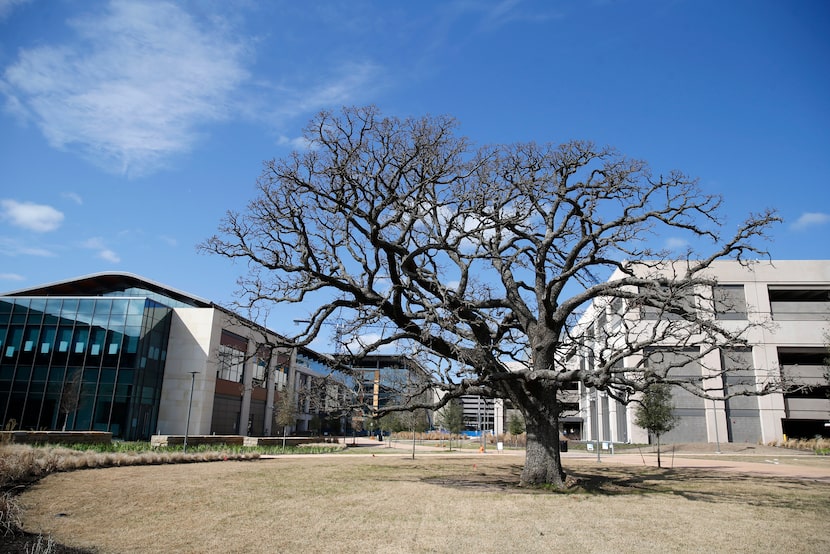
[{"left": 19, "top": 454, "right": 830, "bottom": 554}]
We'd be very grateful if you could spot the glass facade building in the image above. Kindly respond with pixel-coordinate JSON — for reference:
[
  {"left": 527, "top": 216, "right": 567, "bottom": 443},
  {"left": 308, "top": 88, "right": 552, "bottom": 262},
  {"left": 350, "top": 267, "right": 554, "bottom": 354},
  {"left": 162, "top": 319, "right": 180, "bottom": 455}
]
[
  {"left": 1, "top": 273, "right": 436, "bottom": 442},
  {"left": 0, "top": 276, "right": 201, "bottom": 440}
]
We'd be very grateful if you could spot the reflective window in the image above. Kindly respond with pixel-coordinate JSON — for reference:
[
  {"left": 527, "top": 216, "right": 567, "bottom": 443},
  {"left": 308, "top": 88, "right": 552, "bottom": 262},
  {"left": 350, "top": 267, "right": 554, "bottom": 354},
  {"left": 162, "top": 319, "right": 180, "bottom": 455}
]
[
  {"left": 73, "top": 328, "right": 89, "bottom": 354},
  {"left": 90, "top": 328, "right": 106, "bottom": 356},
  {"left": 92, "top": 300, "right": 113, "bottom": 326},
  {"left": 4, "top": 326, "right": 23, "bottom": 358},
  {"left": 40, "top": 327, "right": 55, "bottom": 355},
  {"left": 77, "top": 299, "right": 95, "bottom": 325},
  {"left": 23, "top": 327, "right": 39, "bottom": 352},
  {"left": 44, "top": 299, "right": 63, "bottom": 324},
  {"left": 57, "top": 327, "right": 73, "bottom": 353},
  {"left": 61, "top": 298, "right": 79, "bottom": 318}
]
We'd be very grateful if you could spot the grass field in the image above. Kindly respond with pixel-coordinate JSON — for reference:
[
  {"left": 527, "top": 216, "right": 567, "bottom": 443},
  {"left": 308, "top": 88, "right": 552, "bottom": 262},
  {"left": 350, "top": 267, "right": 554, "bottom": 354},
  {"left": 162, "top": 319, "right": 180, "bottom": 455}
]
[{"left": 17, "top": 451, "right": 830, "bottom": 554}]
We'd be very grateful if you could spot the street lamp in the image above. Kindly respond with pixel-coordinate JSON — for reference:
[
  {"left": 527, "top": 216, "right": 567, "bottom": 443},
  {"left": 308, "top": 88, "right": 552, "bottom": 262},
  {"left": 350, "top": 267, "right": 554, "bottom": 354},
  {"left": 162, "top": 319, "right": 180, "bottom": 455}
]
[
  {"left": 183, "top": 371, "right": 199, "bottom": 453},
  {"left": 595, "top": 388, "right": 602, "bottom": 463}
]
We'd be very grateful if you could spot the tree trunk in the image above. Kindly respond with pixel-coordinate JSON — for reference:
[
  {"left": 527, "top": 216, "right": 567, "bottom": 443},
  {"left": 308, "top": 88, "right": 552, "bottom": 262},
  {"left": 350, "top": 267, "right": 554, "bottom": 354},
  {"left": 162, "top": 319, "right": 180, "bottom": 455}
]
[
  {"left": 520, "top": 408, "right": 566, "bottom": 488},
  {"left": 656, "top": 433, "right": 662, "bottom": 468}
]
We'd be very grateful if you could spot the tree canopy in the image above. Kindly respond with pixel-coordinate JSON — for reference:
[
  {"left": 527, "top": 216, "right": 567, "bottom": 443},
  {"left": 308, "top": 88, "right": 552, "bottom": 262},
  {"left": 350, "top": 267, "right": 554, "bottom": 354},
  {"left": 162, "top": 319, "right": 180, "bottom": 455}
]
[{"left": 202, "top": 105, "right": 779, "bottom": 487}]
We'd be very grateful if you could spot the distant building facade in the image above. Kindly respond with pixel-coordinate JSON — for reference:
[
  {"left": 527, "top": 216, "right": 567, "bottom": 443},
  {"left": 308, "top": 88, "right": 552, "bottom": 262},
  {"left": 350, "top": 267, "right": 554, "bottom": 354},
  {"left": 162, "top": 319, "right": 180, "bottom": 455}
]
[
  {"left": 574, "top": 260, "right": 830, "bottom": 445},
  {"left": 0, "top": 273, "right": 329, "bottom": 440}
]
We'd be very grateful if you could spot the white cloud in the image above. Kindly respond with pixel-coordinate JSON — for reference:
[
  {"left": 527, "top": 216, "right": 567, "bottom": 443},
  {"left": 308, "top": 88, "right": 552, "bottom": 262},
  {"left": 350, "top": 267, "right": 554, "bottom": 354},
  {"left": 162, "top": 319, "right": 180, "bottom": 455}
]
[
  {"left": 0, "top": 272, "right": 25, "bottom": 281},
  {"left": 0, "top": 199, "right": 64, "bottom": 232},
  {"left": 83, "top": 237, "right": 120, "bottom": 263},
  {"left": 2, "top": 0, "right": 249, "bottom": 176},
  {"left": 791, "top": 212, "right": 830, "bottom": 231}
]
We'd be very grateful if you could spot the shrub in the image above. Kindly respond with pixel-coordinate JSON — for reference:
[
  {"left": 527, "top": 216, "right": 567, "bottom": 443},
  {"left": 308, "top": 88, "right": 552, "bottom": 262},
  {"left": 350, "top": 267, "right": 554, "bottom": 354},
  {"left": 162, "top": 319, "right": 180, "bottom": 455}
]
[
  {"left": 389, "top": 431, "right": 465, "bottom": 442},
  {"left": 495, "top": 432, "right": 527, "bottom": 447}
]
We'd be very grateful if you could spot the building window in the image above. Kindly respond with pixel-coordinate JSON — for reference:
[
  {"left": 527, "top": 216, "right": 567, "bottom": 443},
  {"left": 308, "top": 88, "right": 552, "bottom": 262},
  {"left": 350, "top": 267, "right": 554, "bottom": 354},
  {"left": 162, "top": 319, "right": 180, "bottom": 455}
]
[
  {"left": 768, "top": 286, "right": 830, "bottom": 321},
  {"left": 218, "top": 344, "right": 246, "bottom": 383},
  {"left": 218, "top": 330, "right": 248, "bottom": 383},
  {"left": 252, "top": 348, "right": 269, "bottom": 388},
  {"left": 714, "top": 285, "right": 747, "bottom": 320},
  {"left": 639, "top": 285, "right": 696, "bottom": 320},
  {"left": 778, "top": 348, "right": 829, "bottom": 398}
]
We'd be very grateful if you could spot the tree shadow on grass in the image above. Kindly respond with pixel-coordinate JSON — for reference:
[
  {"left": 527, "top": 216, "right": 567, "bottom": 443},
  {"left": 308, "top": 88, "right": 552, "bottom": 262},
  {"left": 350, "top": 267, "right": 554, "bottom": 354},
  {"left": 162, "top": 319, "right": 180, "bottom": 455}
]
[
  {"left": 0, "top": 531, "right": 94, "bottom": 554},
  {"left": 422, "top": 463, "right": 830, "bottom": 511}
]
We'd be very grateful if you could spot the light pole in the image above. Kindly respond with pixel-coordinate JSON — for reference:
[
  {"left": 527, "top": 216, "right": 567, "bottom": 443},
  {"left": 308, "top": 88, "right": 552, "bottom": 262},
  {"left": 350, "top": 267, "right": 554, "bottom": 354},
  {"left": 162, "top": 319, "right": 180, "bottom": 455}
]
[
  {"left": 183, "top": 371, "right": 198, "bottom": 453},
  {"left": 595, "top": 388, "right": 602, "bottom": 463}
]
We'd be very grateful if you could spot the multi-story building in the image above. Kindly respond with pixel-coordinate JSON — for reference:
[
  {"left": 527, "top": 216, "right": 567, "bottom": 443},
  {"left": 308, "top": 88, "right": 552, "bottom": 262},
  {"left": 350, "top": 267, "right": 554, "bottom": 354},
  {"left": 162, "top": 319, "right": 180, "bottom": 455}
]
[
  {"left": 575, "top": 260, "right": 830, "bottom": 445},
  {"left": 0, "top": 272, "right": 331, "bottom": 440}
]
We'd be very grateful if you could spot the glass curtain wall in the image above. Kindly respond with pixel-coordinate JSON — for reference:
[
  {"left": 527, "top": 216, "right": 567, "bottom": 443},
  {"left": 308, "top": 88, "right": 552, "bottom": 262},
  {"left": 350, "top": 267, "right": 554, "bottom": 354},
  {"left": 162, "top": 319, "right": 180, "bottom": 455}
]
[{"left": 0, "top": 297, "right": 171, "bottom": 440}]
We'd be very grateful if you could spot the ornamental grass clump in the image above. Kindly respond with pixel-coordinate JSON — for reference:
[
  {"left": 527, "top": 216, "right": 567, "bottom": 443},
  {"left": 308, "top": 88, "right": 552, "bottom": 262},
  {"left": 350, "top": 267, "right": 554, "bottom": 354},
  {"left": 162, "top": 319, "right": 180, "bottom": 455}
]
[
  {"left": 1, "top": 443, "right": 261, "bottom": 490},
  {"left": 0, "top": 490, "right": 22, "bottom": 536},
  {"left": 777, "top": 437, "right": 830, "bottom": 455}
]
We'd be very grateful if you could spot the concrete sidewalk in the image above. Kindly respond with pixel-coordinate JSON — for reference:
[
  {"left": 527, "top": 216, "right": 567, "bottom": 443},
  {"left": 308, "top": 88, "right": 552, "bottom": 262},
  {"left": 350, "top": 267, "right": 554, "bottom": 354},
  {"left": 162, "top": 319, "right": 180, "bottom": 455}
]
[{"left": 340, "top": 437, "right": 830, "bottom": 482}]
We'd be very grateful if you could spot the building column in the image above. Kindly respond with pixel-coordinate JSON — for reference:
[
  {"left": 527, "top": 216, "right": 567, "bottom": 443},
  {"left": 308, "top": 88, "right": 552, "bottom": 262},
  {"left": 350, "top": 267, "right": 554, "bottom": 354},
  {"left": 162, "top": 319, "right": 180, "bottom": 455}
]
[
  {"left": 702, "top": 348, "right": 728, "bottom": 444},
  {"left": 493, "top": 398, "right": 505, "bottom": 436},
  {"left": 263, "top": 350, "right": 277, "bottom": 436},
  {"left": 238, "top": 343, "right": 254, "bottom": 436}
]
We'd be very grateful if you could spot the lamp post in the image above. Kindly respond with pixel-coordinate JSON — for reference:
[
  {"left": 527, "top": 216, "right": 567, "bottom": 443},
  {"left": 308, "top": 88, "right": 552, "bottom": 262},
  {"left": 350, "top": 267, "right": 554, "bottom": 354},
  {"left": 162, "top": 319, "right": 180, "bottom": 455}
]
[
  {"left": 183, "top": 371, "right": 198, "bottom": 453},
  {"left": 595, "top": 388, "right": 602, "bottom": 463}
]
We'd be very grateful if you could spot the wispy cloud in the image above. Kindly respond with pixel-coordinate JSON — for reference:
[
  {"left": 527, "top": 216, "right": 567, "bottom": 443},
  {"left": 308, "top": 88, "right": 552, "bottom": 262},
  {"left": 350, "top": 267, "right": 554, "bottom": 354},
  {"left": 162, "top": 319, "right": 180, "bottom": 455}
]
[
  {"left": 62, "top": 192, "right": 83, "bottom": 205},
  {"left": 277, "top": 135, "right": 315, "bottom": 151},
  {"left": 791, "top": 212, "right": 830, "bottom": 231},
  {"left": 0, "top": 0, "right": 30, "bottom": 21},
  {"left": 0, "top": 237, "right": 56, "bottom": 257},
  {"left": 158, "top": 235, "right": 178, "bottom": 247},
  {"left": 478, "top": 0, "right": 561, "bottom": 30},
  {"left": 1, "top": 0, "right": 249, "bottom": 176},
  {"left": 2, "top": 1, "right": 386, "bottom": 176},
  {"left": 0, "top": 199, "right": 64, "bottom": 232},
  {"left": 665, "top": 237, "right": 689, "bottom": 250},
  {"left": 0, "top": 272, "right": 25, "bottom": 282},
  {"left": 256, "top": 61, "right": 383, "bottom": 125},
  {"left": 83, "top": 237, "right": 120, "bottom": 263}
]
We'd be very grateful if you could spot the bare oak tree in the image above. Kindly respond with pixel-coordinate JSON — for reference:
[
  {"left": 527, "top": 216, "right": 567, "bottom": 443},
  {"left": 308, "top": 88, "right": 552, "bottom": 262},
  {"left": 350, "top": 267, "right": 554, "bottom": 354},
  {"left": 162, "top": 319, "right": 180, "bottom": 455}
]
[{"left": 202, "top": 106, "right": 779, "bottom": 488}]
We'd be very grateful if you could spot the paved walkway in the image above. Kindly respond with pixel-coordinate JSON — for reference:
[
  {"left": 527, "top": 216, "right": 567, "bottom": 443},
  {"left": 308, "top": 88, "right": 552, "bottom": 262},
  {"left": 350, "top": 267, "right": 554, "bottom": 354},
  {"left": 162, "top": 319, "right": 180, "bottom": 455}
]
[{"left": 323, "top": 437, "right": 830, "bottom": 482}]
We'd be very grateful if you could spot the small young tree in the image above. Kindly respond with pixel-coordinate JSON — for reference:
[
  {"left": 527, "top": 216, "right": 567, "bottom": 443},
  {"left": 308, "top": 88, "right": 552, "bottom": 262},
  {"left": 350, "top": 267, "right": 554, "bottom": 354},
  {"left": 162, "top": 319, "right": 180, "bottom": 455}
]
[
  {"left": 437, "top": 399, "right": 464, "bottom": 451},
  {"left": 507, "top": 412, "right": 526, "bottom": 446},
  {"left": 60, "top": 370, "right": 82, "bottom": 432},
  {"left": 634, "top": 383, "right": 679, "bottom": 468},
  {"left": 273, "top": 390, "right": 297, "bottom": 451}
]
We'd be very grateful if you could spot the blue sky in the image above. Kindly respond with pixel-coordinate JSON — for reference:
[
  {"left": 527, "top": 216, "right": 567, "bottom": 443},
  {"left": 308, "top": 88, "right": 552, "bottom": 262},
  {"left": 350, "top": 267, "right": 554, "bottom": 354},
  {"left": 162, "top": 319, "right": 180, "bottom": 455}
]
[{"left": 1, "top": 0, "right": 829, "bottom": 338}]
